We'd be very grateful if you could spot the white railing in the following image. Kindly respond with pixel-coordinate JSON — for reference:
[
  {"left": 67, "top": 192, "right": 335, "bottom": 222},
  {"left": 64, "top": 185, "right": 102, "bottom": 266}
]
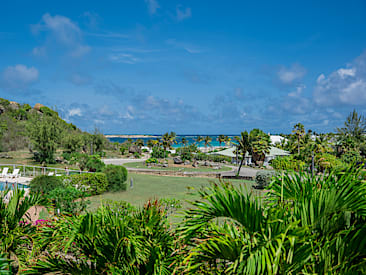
[{"left": 0, "top": 164, "right": 93, "bottom": 178}]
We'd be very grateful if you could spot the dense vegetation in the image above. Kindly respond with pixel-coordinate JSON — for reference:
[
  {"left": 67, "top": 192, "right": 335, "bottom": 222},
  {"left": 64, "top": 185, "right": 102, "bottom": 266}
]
[
  {"left": 0, "top": 166, "right": 365, "bottom": 273},
  {"left": 0, "top": 98, "right": 110, "bottom": 165}
]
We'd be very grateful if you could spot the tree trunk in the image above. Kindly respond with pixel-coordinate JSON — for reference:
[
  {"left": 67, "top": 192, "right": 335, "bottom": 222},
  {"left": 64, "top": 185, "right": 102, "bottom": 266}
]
[{"left": 237, "top": 158, "right": 244, "bottom": 176}]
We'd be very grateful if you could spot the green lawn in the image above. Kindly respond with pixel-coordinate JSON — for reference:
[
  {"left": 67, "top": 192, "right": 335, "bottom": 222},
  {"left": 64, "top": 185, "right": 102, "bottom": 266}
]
[
  {"left": 123, "top": 161, "right": 233, "bottom": 172},
  {"left": 88, "top": 173, "right": 257, "bottom": 212}
]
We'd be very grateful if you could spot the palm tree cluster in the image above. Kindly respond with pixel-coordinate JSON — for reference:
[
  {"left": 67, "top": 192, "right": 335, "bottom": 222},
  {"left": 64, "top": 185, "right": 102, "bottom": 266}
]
[
  {"left": 235, "top": 129, "right": 271, "bottom": 174},
  {"left": 272, "top": 110, "right": 366, "bottom": 171},
  {"left": 2, "top": 166, "right": 365, "bottom": 273}
]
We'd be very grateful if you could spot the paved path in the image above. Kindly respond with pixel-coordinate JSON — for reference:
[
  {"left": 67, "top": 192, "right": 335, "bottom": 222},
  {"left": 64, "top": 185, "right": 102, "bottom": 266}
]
[{"left": 102, "top": 158, "right": 148, "bottom": 165}]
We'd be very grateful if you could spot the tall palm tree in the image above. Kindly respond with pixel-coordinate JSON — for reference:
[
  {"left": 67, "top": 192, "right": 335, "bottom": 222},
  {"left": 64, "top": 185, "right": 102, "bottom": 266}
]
[
  {"left": 204, "top": 136, "right": 212, "bottom": 149},
  {"left": 249, "top": 129, "right": 271, "bottom": 166},
  {"left": 161, "top": 132, "right": 175, "bottom": 151},
  {"left": 234, "top": 131, "right": 250, "bottom": 176},
  {"left": 195, "top": 135, "right": 203, "bottom": 145},
  {"left": 181, "top": 137, "right": 188, "bottom": 147},
  {"left": 217, "top": 135, "right": 226, "bottom": 147},
  {"left": 292, "top": 123, "right": 305, "bottom": 156}
]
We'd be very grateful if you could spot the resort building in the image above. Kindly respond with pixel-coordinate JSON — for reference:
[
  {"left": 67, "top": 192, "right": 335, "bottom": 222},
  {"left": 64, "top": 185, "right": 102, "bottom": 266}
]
[{"left": 209, "top": 146, "right": 290, "bottom": 166}]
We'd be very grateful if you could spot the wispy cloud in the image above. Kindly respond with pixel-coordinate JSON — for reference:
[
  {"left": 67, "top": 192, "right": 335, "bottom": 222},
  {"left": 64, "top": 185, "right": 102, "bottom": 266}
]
[
  {"left": 166, "top": 39, "right": 202, "bottom": 54},
  {"left": 31, "top": 13, "right": 90, "bottom": 58},
  {"left": 1, "top": 64, "right": 39, "bottom": 90},
  {"left": 277, "top": 64, "right": 306, "bottom": 84},
  {"left": 108, "top": 53, "right": 140, "bottom": 64},
  {"left": 176, "top": 5, "right": 192, "bottom": 21},
  {"left": 84, "top": 31, "right": 128, "bottom": 39},
  {"left": 145, "top": 0, "right": 160, "bottom": 15}
]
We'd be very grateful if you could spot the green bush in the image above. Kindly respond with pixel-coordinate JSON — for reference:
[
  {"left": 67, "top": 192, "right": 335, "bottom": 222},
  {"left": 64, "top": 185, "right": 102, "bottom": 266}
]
[
  {"left": 270, "top": 156, "right": 306, "bottom": 171},
  {"left": 316, "top": 153, "right": 343, "bottom": 172},
  {"left": 341, "top": 150, "right": 363, "bottom": 164},
  {"left": 194, "top": 153, "right": 231, "bottom": 163},
  {"left": 178, "top": 147, "right": 193, "bottom": 161},
  {"left": 29, "top": 175, "right": 63, "bottom": 196},
  {"left": 133, "top": 152, "right": 141, "bottom": 158},
  {"left": 69, "top": 173, "right": 108, "bottom": 195},
  {"left": 146, "top": 158, "right": 158, "bottom": 164},
  {"left": 151, "top": 147, "right": 168, "bottom": 159},
  {"left": 255, "top": 170, "right": 276, "bottom": 189},
  {"left": 85, "top": 155, "right": 105, "bottom": 172},
  {"left": 47, "top": 186, "right": 89, "bottom": 215},
  {"left": 103, "top": 165, "right": 128, "bottom": 191}
]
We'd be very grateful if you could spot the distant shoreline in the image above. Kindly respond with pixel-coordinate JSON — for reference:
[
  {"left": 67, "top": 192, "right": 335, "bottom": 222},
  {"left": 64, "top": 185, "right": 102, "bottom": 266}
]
[{"left": 105, "top": 134, "right": 158, "bottom": 138}]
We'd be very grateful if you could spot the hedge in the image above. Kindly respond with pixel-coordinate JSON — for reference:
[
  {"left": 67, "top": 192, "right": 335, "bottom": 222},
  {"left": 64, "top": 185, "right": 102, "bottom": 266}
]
[{"left": 69, "top": 173, "right": 108, "bottom": 195}]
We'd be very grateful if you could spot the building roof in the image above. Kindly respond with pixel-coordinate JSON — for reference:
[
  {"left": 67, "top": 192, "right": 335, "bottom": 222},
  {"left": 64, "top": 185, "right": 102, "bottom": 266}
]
[{"left": 209, "top": 146, "right": 290, "bottom": 158}]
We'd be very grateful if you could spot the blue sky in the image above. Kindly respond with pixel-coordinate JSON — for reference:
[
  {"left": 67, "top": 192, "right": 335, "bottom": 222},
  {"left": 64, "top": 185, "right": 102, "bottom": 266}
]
[{"left": 1, "top": 0, "right": 366, "bottom": 134}]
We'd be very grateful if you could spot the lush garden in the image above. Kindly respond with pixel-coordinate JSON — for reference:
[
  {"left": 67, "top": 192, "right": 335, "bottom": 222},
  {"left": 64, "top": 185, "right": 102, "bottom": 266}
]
[{"left": 0, "top": 165, "right": 365, "bottom": 273}]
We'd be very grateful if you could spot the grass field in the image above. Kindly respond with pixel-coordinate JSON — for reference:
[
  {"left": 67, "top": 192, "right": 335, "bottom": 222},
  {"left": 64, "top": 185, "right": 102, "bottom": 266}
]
[
  {"left": 88, "top": 173, "right": 257, "bottom": 212},
  {"left": 123, "top": 161, "right": 233, "bottom": 172}
]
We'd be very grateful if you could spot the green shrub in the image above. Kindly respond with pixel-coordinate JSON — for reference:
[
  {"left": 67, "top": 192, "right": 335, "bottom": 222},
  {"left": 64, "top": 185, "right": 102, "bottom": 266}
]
[
  {"left": 103, "top": 165, "right": 128, "bottom": 191},
  {"left": 133, "top": 152, "right": 141, "bottom": 158},
  {"left": 29, "top": 175, "right": 63, "bottom": 196},
  {"left": 178, "top": 147, "right": 193, "bottom": 161},
  {"left": 316, "top": 153, "right": 343, "bottom": 172},
  {"left": 151, "top": 147, "right": 168, "bottom": 159},
  {"left": 255, "top": 170, "right": 276, "bottom": 189},
  {"left": 47, "top": 186, "right": 89, "bottom": 215},
  {"left": 146, "top": 158, "right": 158, "bottom": 164},
  {"left": 142, "top": 148, "right": 149, "bottom": 153},
  {"left": 194, "top": 153, "right": 231, "bottom": 163},
  {"left": 270, "top": 156, "right": 306, "bottom": 171},
  {"left": 341, "top": 150, "right": 362, "bottom": 164},
  {"left": 69, "top": 173, "right": 108, "bottom": 195}
]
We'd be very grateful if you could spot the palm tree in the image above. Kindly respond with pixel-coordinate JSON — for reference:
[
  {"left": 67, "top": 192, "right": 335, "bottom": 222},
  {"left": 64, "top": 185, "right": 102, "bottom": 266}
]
[
  {"left": 195, "top": 135, "right": 203, "bottom": 145},
  {"left": 292, "top": 123, "right": 305, "bottom": 156},
  {"left": 180, "top": 166, "right": 366, "bottom": 274},
  {"left": 161, "top": 132, "right": 174, "bottom": 151},
  {"left": 204, "top": 136, "right": 212, "bottom": 149},
  {"left": 234, "top": 131, "right": 250, "bottom": 176},
  {"left": 181, "top": 137, "right": 188, "bottom": 147},
  {"left": 224, "top": 136, "right": 232, "bottom": 146},
  {"left": 217, "top": 135, "right": 226, "bottom": 147},
  {"left": 249, "top": 129, "right": 271, "bottom": 166}
]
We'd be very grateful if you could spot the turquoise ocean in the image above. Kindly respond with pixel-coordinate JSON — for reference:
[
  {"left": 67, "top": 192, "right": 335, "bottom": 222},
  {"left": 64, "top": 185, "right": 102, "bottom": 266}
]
[{"left": 107, "top": 135, "right": 237, "bottom": 148}]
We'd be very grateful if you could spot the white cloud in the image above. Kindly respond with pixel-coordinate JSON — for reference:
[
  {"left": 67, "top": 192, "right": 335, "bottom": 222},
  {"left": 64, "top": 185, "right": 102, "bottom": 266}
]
[
  {"left": 108, "top": 53, "right": 140, "bottom": 64},
  {"left": 278, "top": 64, "right": 306, "bottom": 84},
  {"left": 32, "top": 13, "right": 90, "bottom": 57},
  {"left": 176, "top": 5, "right": 192, "bottom": 21},
  {"left": 337, "top": 68, "right": 356, "bottom": 78},
  {"left": 68, "top": 108, "right": 82, "bottom": 117},
  {"left": 288, "top": 84, "right": 306, "bottom": 97},
  {"left": 145, "top": 0, "right": 159, "bottom": 15},
  {"left": 1, "top": 64, "right": 39, "bottom": 89},
  {"left": 313, "top": 51, "right": 366, "bottom": 106}
]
